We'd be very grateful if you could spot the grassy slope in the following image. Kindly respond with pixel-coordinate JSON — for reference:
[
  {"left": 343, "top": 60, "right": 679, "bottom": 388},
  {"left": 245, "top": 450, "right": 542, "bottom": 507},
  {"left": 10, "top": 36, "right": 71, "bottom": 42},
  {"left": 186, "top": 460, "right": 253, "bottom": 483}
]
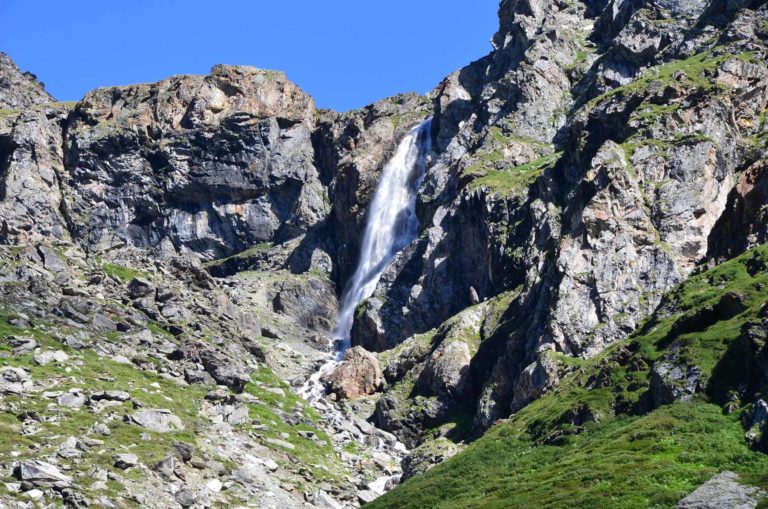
[
  {"left": 370, "top": 244, "right": 768, "bottom": 509},
  {"left": 0, "top": 312, "right": 340, "bottom": 505}
]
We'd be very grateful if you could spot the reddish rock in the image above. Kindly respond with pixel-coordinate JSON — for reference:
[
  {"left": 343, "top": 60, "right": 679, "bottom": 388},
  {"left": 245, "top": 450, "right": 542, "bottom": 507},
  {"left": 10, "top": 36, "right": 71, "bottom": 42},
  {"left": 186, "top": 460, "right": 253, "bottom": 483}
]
[{"left": 327, "top": 347, "right": 383, "bottom": 399}]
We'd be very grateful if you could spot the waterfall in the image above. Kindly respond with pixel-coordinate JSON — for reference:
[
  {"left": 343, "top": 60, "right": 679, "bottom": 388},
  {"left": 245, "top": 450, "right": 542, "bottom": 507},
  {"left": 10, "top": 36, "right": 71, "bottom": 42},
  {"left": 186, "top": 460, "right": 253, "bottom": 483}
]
[
  {"left": 299, "top": 118, "right": 431, "bottom": 403},
  {"left": 297, "top": 119, "right": 432, "bottom": 499},
  {"left": 333, "top": 118, "right": 432, "bottom": 358}
]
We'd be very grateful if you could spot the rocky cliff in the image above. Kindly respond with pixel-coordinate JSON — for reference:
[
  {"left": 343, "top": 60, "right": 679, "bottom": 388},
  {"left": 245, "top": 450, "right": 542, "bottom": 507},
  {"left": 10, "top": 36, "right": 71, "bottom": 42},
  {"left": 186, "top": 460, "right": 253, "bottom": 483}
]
[{"left": 0, "top": 0, "right": 768, "bottom": 507}]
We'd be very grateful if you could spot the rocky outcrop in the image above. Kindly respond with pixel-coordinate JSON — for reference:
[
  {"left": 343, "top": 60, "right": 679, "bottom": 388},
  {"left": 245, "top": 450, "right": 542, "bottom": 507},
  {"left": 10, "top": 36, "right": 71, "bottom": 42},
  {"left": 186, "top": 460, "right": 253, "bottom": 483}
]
[
  {"left": 372, "top": 303, "right": 488, "bottom": 447},
  {"left": 272, "top": 274, "right": 338, "bottom": 331},
  {"left": 0, "top": 53, "right": 55, "bottom": 109},
  {"left": 400, "top": 438, "right": 462, "bottom": 482},
  {"left": 326, "top": 346, "right": 383, "bottom": 399},
  {"left": 0, "top": 105, "right": 71, "bottom": 244},
  {"left": 708, "top": 160, "right": 768, "bottom": 263},
  {"left": 650, "top": 358, "right": 704, "bottom": 407},
  {"left": 62, "top": 65, "right": 328, "bottom": 258},
  {"left": 677, "top": 471, "right": 766, "bottom": 509},
  {"left": 361, "top": 0, "right": 768, "bottom": 435}
]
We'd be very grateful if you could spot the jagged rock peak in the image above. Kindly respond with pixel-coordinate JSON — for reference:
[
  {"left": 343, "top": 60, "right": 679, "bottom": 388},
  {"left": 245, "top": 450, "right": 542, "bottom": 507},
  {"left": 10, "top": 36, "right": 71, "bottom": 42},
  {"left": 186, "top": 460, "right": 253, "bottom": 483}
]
[
  {"left": 72, "top": 63, "right": 315, "bottom": 134},
  {"left": 0, "top": 52, "right": 55, "bottom": 109}
]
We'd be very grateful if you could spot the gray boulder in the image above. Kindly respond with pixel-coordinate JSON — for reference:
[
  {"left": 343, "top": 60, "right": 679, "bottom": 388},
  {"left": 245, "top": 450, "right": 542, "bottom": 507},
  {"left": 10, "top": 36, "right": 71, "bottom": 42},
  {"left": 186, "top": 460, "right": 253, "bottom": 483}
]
[
  {"left": 113, "top": 453, "right": 139, "bottom": 469},
  {"left": 124, "top": 409, "right": 184, "bottom": 433},
  {"left": 175, "top": 489, "right": 196, "bottom": 507},
  {"left": 200, "top": 349, "right": 250, "bottom": 392},
  {"left": 57, "top": 390, "right": 87, "bottom": 408},
  {"left": 13, "top": 460, "right": 71, "bottom": 488},
  {"left": 37, "top": 245, "right": 68, "bottom": 273},
  {"left": 90, "top": 390, "right": 131, "bottom": 402},
  {"left": 33, "top": 349, "right": 69, "bottom": 366},
  {"left": 127, "top": 277, "right": 155, "bottom": 299},
  {"left": 8, "top": 336, "right": 37, "bottom": 355},
  {"left": 0, "top": 367, "right": 31, "bottom": 394},
  {"left": 678, "top": 471, "right": 766, "bottom": 508}
]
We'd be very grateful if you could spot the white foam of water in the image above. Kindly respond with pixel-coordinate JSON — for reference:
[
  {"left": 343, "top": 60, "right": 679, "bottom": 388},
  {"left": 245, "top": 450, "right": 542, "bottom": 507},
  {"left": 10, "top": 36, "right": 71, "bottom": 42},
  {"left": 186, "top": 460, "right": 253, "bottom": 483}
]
[
  {"left": 300, "top": 118, "right": 432, "bottom": 401},
  {"left": 333, "top": 118, "right": 433, "bottom": 356}
]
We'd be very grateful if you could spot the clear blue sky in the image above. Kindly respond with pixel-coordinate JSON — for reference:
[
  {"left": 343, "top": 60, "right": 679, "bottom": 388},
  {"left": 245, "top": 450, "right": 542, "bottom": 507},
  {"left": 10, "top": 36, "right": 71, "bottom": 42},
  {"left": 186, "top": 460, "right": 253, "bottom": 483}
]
[{"left": 0, "top": 1, "right": 498, "bottom": 112}]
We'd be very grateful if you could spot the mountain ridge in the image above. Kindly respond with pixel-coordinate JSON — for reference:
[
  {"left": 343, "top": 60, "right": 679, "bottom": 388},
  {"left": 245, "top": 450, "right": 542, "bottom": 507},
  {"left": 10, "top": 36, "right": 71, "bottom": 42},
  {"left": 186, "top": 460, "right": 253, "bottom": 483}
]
[{"left": 0, "top": 0, "right": 767, "bottom": 507}]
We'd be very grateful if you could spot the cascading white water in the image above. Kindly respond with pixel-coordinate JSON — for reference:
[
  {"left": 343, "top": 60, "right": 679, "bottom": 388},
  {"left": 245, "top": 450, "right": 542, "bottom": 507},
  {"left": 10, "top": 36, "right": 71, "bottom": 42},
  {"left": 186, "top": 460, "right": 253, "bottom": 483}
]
[
  {"left": 333, "top": 118, "right": 432, "bottom": 357},
  {"left": 296, "top": 119, "right": 432, "bottom": 501},
  {"left": 300, "top": 119, "right": 432, "bottom": 401}
]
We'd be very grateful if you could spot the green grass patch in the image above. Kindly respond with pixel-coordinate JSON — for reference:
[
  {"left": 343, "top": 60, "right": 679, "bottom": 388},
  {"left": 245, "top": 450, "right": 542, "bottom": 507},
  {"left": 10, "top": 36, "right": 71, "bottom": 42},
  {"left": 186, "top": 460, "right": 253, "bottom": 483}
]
[
  {"left": 371, "top": 243, "right": 768, "bottom": 508},
  {"left": 147, "top": 320, "right": 176, "bottom": 338},
  {"left": 102, "top": 263, "right": 149, "bottom": 283},
  {"left": 589, "top": 50, "right": 758, "bottom": 109},
  {"left": 0, "top": 316, "right": 209, "bottom": 506},
  {"left": 630, "top": 102, "right": 680, "bottom": 123},
  {"left": 370, "top": 403, "right": 768, "bottom": 509},
  {"left": 620, "top": 133, "right": 717, "bottom": 163},
  {"left": 33, "top": 101, "right": 78, "bottom": 111},
  {"left": 466, "top": 152, "right": 560, "bottom": 197}
]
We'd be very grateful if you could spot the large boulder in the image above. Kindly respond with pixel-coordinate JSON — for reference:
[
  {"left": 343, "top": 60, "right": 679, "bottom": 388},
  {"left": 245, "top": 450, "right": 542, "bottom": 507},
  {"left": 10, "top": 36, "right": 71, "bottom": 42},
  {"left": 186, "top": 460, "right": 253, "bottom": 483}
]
[
  {"left": 678, "top": 471, "right": 766, "bottom": 509},
  {"left": 200, "top": 348, "right": 251, "bottom": 393},
  {"left": 13, "top": 460, "right": 71, "bottom": 488},
  {"left": 327, "top": 346, "right": 383, "bottom": 399},
  {"left": 124, "top": 409, "right": 184, "bottom": 433},
  {"left": 0, "top": 367, "right": 31, "bottom": 395},
  {"left": 127, "top": 277, "right": 155, "bottom": 299},
  {"left": 401, "top": 437, "right": 462, "bottom": 482}
]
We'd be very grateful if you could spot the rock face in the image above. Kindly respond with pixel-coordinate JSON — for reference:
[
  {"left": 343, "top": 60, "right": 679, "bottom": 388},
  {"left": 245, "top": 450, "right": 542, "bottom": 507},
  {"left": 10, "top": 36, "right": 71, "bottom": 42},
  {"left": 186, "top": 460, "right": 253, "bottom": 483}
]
[
  {"left": 745, "top": 399, "right": 768, "bottom": 450},
  {"left": 678, "top": 471, "right": 766, "bottom": 509},
  {"left": 327, "top": 346, "right": 383, "bottom": 399},
  {"left": 0, "top": 53, "right": 55, "bottom": 109},
  {"left": 61, "top": 65, "right": 328, "bottom": 258},
  {"left": 272, "top": 274, "right": 338, "bottom": 331},
  {"left": 0, "top": 105, "right": 71, "bottom": 244},
  {"left": 347, "top": 0, "right": 768, "bottom": 436}
]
